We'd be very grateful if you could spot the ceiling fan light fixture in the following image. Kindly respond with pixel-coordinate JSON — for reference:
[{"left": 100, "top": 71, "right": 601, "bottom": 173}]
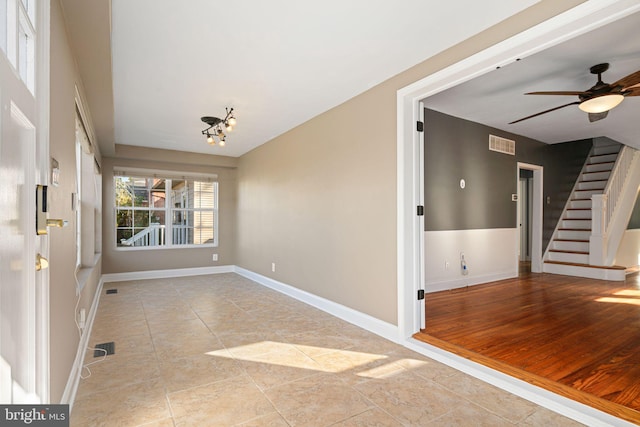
[{"left": 578, "top": 94, "right": 624, "bottom": 113}]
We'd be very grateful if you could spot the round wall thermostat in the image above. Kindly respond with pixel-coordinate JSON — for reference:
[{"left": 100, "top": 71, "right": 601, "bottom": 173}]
[{"left": 460, "top": 179, "right": 466, "bottom": 189}]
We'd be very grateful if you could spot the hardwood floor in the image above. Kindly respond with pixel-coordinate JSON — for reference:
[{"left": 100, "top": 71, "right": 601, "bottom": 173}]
[{"left": 414, "top": 271, "right": 640, "bottom": 424}]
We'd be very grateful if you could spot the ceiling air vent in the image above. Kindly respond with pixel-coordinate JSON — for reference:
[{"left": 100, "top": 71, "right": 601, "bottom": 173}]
[{"left": 489, "top": 135, "right": 515, "bottom": 156}]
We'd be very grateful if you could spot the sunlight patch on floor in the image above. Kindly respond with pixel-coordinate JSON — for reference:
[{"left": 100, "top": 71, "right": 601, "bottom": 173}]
[
  {"left": 204, "top": 340, "right": 422, "bottom": 379},
  {"left": 595, "top": 296, "right": 640, "bottom": 306}
]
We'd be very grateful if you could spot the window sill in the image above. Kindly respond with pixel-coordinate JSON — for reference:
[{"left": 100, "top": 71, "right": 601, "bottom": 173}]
[{"left": 76, "top": 253, "right": 102, "bottom": 294}]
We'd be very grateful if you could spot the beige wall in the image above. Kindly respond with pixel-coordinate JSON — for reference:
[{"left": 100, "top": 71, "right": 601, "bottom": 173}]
[
  {"left": 49, "top": 0, "right": 102, "bottom": 402},
  {"left": 101, "top": 145, "right": 238, "bottom": 274},
  {"left": 236, "top": 0, "right": 584, "bottom": 325}
]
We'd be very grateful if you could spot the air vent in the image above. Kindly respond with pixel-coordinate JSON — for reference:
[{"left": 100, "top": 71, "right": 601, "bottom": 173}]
[
  {"left": 94, "top": 342, "right": 115, "bottom": 357},
  {"left": 489, "top": 134, "right": 515, "bottom": 155}
]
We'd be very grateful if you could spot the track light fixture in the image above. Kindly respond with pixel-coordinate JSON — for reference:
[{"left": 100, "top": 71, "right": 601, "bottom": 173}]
[{"left": 201, "top": 107, "right": 236, "bottom": 146}]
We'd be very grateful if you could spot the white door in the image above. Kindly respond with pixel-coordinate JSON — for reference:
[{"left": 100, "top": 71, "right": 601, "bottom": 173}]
[
  {"left": 0, "top": 0, "right": 48, "bottom": 404},
  {"left": 0, "top": 101, "right": 38, "bottom": 404}
]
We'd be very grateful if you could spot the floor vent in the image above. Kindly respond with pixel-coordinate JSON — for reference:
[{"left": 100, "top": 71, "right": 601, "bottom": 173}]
[
  {"left": 489, "top": 134, "right": 515, "bottom": 155},
  {"left": 106, "top": 289, "right": 118, "bottom": 294},
  {"left": 94, "top": 342, "right": 115, "bottom": 357}
]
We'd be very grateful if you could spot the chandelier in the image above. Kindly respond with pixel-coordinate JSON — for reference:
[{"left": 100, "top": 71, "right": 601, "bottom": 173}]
[{"left": 201, "top": 107, "right": 236, "bottom": 146}]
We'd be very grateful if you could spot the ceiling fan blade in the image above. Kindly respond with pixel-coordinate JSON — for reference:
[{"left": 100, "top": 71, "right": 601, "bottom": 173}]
[
  {"left": 588, "top": 111, "right": 608, "bottom": 122},
  {"left": 509, "top": 101, "right": 580, "bottom": 124},
  {"left": 525, "top": 91, "right": 586, "bottom": 96},
  {"left": 612, "top": 69, "right": 640, "bottom": 90},
  {"left": 623, "top": 85, "right": 640, "bottom": 96}
]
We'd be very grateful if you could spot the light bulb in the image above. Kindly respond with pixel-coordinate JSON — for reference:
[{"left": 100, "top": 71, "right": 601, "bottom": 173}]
[
  {"left": 226, "top": 124, "right": 233, "bottom": 132},
  {"left": 207, "top": 135, "right": 215, "bottom": 145},
  {"left": 227, "top": 117, "right": 237, "bottom": 127},
  {"left": 219, "top": 139, "right": 226, "bottom": 147},
  {"left": 578, "top": 94, "right": 624, "bottom": 113}
]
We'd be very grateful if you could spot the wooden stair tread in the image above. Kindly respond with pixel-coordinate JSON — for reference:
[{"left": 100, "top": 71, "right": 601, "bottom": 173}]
[
  {"left": 558, "top": 228, "right": 591, "bottom": 231},
  {"left": 566, "top": 208, "right": 591, "bottom": 211},
  {"left": 544, "top": 260, "right": 626, "bottom": 270},
  {"left": 554, "top": 239, "right": 589, "bottom": 243}
]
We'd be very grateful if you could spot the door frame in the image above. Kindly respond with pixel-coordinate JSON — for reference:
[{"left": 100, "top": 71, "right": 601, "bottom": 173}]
[
  {"left": 396, "top": 0, "right": 640, "bottom": 340},
  {"left": 517, "top": 162, "right": 543, "bottom": 273}
]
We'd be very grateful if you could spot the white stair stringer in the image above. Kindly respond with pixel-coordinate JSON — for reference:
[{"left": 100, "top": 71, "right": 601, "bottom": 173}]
[
  {"left": 596, "top": 148, "right": 640, "bottom": 266},
  {"left": 542, "top": 141, "right": 636, "bottom": 281}
]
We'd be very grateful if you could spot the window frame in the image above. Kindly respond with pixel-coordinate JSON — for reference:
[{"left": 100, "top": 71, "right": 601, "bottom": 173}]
[
  {"left": 113, "top": 169, "right": 219, "bottom": 251},
  {"left": 1, "top": 0, "right": 36, "bottom": 93}
]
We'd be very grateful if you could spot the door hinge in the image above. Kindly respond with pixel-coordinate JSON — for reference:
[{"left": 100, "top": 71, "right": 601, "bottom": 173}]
[
  {"left": 417, "top": 289, "right": 425, "bottom": 300},
  {"left": 417, "top": 205, "right": 424, "bottom": 216},
  {"left": 416, "top": 121, "right": 424, "bottom": 132}
]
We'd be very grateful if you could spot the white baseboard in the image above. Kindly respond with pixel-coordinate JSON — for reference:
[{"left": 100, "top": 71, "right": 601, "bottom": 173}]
[
  {"left": 101, "top": 265, "right": 234, "bottom": 283},
  {"left": 426, "top": 270, "right": 517, "bottom": 293},
  {"left": 234, "top": 267, "right": 399, "bottom": 343},
  {"left": 61, "top": 276, "right": 104, "bottom": 410}
]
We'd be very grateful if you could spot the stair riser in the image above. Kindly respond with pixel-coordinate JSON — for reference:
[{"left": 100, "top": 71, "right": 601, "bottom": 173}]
[
  {"left": 561, "top": 219, "right": 591, "bottom": 229},
  {"left": 552, "top": 241, "right": 589, "bottom": 252},
  {"left": 565, "top": 210, "right": 591, "bottom": 219},
  {"left": 573, "top": 189, "right": 603, "bottom": 200},
  {"left": 592, "top": 145, "right": 621, "bottom": 156},
  {"left": 582, "top": 171, "right": 611, "bottom": 181},
  {"left": 548, "top": 252, "right": 590, "bottom": 264},
  {"left": 558, "top": 230, "right": 590, "bottom": 240},
  {"left": 577, "top": 181, "right": 606, "bottom": 191},
  {"left": 569, "top": 200, "right": 591, "bottom": 209},
  {"left": 584, "top": 163, "right": 614, "bottom": 173},
  {"left": 589, "top": 153, "right": 618, "bottom": 163},
  {"left": 543, "top": 263, "right": 625, "bottom": 281}
]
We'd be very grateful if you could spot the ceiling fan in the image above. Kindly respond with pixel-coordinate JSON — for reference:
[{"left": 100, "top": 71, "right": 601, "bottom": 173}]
[{"left": 509, "top": 63, "right": 640, "bottom": 124}]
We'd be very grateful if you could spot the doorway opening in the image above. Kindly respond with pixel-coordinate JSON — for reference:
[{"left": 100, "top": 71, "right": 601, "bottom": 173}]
[{"left": 517, "top": 162, "right": 543, "bottom": 274}]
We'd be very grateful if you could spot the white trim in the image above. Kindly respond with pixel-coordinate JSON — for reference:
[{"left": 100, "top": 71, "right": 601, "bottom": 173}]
[
  {"left": 61, "top": 276, "right": 104, "bottom": 409},
  {"left": 397, "top": 1, "right": 640, "bottom": 424},
  {"left": 234, "top": 267, "right": 399, "bottom": 343},
  {"left": 404, "top": 339, "right": 637, "bottom": 427},
  {"left": 517, "top": 162, "right": 544, "bottom": 273},
  {"left": 113, "top": 166, "right": 218, "bottom": 180},
  {"left": 101, "top": 265, "right": 234, "bottom": 283}
]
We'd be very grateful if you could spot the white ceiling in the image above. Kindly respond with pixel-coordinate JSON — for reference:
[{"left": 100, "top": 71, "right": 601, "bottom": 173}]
[
  {"left": 61, "top": 2, "right": 640, "bottom": 158},
  {"left": 68, "top": 0, "right": 539, "bottom": 158},
  {"left": 423, "top": 10, "right": 640, "bottom": 149}
]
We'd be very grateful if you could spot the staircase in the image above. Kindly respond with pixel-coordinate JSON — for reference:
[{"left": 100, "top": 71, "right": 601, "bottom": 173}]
[{"left": 543, "top": 141, "right": 640, "bottom": 281}]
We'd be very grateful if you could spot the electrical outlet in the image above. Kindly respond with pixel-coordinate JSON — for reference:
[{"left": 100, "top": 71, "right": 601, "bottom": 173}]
[
  {"left": 78, "top": 308, "right": 86, "bottom": 330},
  {"left": 212, "top": 254, "right": 218, "bottom": 261},
  {"left": 271, "top": 262, "right": 276, "bottom": 272}
]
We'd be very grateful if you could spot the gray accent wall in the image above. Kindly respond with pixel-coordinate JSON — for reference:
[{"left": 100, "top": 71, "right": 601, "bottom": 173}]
[
  {"left": 424, "top": 109, "right": 593, "bottom": 251},
  {"left": 424, "top": 109, "right": 545, "bottom": 230}
]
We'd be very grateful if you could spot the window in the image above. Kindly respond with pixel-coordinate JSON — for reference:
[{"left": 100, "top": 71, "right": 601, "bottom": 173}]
[
  {"left": 75, "top": 103, "right": 101, "bottom": 269},
  {"left": 0, "top": 0, "right": 36, "bottom": 93},
  {"left": 114, "top": 172, "right": 218, "bottom": 248}
]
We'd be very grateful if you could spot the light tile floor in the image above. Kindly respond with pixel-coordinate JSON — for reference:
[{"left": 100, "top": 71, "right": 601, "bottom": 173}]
[{"left": 71, "top": 273, "right": 583, "bottom": 426}]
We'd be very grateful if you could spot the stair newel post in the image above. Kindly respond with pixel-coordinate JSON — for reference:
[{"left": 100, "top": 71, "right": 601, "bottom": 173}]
[{"left": 589, "top": 194, "right": 607, "bottom": 266}]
